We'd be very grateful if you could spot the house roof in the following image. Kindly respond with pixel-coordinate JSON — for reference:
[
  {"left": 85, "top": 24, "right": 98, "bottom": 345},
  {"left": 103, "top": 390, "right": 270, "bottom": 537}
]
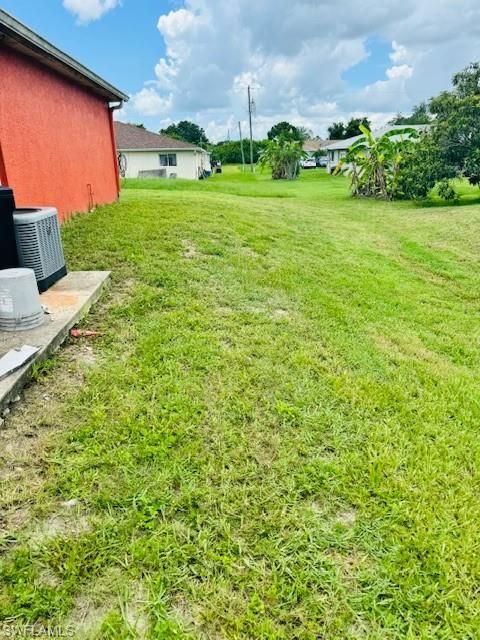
[
  {"left": 303, "top": 138, "right": 334, "bottom": 152},
  {"left": 323, "top": 125, "right": 430, "bottom": 151},
  {"left": 0, "top": 8, "right": 128, "bottom": 102},
  {"left": 115, "top": 122, "right": 207, "bottom": 152}
]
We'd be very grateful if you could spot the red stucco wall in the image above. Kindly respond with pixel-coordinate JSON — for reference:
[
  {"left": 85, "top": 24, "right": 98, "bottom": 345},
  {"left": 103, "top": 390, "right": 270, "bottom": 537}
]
[{"left": 0, "top": 47, "right": 120, "bottom": 221}]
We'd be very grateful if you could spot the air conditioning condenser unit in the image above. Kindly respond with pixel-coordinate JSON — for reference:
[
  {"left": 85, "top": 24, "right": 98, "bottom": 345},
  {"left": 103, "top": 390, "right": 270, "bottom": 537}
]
[{"left": 13, "top": 207, "right": 67, "bottom": 293}]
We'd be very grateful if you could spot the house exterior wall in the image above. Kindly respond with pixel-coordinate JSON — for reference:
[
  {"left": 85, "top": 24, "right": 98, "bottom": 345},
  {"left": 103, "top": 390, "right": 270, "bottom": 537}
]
[
  {"left": 326, "top": 149, "right": 347, "bottom": 173},
  {"left": 0, "top": 47, "right": 119, "bottom": 221},
  {"left": 121, "top": 149, "right": 211, "bottom": 180}
]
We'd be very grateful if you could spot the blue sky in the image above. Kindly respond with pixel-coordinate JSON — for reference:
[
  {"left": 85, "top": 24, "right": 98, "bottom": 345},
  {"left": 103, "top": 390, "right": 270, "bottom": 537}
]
[
  {"left": 3, "top": 1, "right": 479, "bottom": 139},
  {"left": 342, "top": 37, "right": 393, "bottom": 88},
  {"left": 1, "top": 0, "right": 169, "bottom": 95}
]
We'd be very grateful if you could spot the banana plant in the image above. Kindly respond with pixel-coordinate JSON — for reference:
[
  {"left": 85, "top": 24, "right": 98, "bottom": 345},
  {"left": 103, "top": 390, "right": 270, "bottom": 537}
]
[
  {"left": 259, "top": 137, "right": 308, "bottom": 180},
  {"left": 335, "top": 125, "right": 419, "bottom": 199}
]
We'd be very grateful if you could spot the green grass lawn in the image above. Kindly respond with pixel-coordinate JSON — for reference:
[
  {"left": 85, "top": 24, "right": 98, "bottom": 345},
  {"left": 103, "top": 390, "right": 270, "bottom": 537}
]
[{"left": 1, "top": 167, "right": 480, "bottom": 638}]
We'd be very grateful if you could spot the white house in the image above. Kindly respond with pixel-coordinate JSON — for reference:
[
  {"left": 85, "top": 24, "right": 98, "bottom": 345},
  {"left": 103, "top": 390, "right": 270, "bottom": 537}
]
[
  {"left": 323, "top": 125, "right": 429, "bottom": 174},
  {"left": 115, "top": 122, "right": 211, "bottom": 180}
]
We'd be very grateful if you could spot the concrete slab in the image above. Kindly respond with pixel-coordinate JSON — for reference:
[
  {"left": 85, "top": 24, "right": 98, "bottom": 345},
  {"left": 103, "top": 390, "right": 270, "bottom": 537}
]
[{"left": 0, "top": 271, "right": 110, "bottom": 412}]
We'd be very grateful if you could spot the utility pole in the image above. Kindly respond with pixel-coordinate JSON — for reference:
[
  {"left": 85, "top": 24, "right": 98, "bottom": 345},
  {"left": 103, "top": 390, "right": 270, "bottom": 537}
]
[
  {"left": 238, "top": 121, "right": 246, "bottom": 172},
  {"left": 247, "top": 85, "right": 254, "bottom": 172}
]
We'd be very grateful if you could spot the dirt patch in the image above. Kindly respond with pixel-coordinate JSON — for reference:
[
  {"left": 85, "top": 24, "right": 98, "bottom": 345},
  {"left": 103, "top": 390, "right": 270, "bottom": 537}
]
[
  {"left": 216, "top": 306, "right": 233, "bottom": 316},
  {"left": 272, "top": 308, "right": 290, "bottom": 320},
  {"left": 241, "top": 246, "right": 260, "bottom": 258},
  {"left": 348, "top": 617, "right": 370, "bottom": 638},
  {"left": 171, "top": 593, "right": 196, "bottom": 629},
  {"left": 30, "top": 511, "right": 91, "bottom": 544},
  {"left": 310, "top": 500, "right": 326, "bottom": 515},
  {"left": 245, "top": 305, "right": 265, "bottom": 314},
  {"left": 0, "top": 339, "right": 97, "bottom": 542},
  {"left": 123, "top": 580, "right": 151, "bottom": 638},
  {"left": 104, "top": 276, "right": 137, "bottom": 306},
  {"left": 1, "top": 505, "right": 31, "bottom": 534},
  {"left": 66, "top": 578, "right": 150, "bottom": 639},
  {"left": 251, "top": 440, "right": 279, "bottom": 468},
  {"left": 182, "top": 239, "right": 199, "bottom": 259},
  {"left": 66, "top": 594, "right": 112, "bottom": 639},
  {"left": 170, "top": 592, "right": 208, "bottom": 636},
  {"left": 36, "top": 567, "right": 61, "bottom": 588},
  {"left": 336, "top": 509, "right": 357, "bottom": 526},
  {"left": 73, "top": 344, "right": 97, "bottom": 367},
  {"left": 220, "top": 337, "right": 234, "bottom": 350},
  {"left": 326, "top": 548, "right": 371, "bottom": 591}
]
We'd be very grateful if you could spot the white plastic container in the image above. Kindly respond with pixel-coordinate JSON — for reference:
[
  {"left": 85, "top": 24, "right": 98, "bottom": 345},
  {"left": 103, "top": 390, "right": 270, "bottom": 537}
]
[{"left": 0, "top": 268, "right": 44, "bottom": 331}]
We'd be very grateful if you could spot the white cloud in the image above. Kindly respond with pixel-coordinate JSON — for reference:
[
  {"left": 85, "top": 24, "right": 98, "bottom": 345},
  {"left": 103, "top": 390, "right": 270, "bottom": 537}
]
[
  {"left": 386, "top": 65, "right": 413, "bottom": 80},
  {"left": 157, "top": 9, "right": 199, "bottom": 39},
  {"left": 63, "top": 0, "right": 120, "bottom": 24},
  {"left": 390, "top": 41, "right": 409, "bottom": 64},
  {"left": 125, "top": 0, "right": 480, "bottom": 140},
  {"left": 130, "top": 88, "right": 173, "bottom": 117},
  {"left": 353, "top": 65, "right": 413, "bottom": 113}
]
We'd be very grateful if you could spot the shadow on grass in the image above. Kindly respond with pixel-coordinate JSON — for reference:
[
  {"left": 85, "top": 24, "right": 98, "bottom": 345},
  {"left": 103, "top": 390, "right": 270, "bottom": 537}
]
[
  {"left": 415, "top": 195, "right": 480, "bottom": 209},
  {"left": 413, "top": 180, "right": 480, "bottom": 209}
]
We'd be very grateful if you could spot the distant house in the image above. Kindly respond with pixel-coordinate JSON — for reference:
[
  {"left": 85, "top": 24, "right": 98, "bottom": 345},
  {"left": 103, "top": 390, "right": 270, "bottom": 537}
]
[
  {"left": 303, "top": 138, "right": 333, "bottom": 159},
  {"left": 323, "top": 125, "right": 429, "bottom": 174},
  {"left": 303, "top": 138, "right": 332, "bottom": 167},
  {"left": 0, "top": 9, "right": 128, "bottom": 221},
  {"left": 115, "top": 122, "right": 211, "bottom": 180}
]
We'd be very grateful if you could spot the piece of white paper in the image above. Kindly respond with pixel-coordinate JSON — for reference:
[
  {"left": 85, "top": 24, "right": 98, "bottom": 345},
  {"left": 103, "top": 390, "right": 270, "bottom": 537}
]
[{"left": 0, "top": 345, "right": 39, "bottom": 380}]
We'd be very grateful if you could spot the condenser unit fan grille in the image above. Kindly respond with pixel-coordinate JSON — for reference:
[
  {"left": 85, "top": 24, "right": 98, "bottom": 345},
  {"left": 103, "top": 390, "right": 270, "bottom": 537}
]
[
  {"left": 15, "top": 218, "right": 64, "bottom": 280},
  {"left": 14, "top": 225, "right": 43, "bottom": 278}
]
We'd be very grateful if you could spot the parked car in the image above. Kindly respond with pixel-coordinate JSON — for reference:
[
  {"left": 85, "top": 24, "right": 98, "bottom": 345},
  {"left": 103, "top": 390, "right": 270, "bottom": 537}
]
[
  {"left": 316, "top": 156, "right": 328, "bottom": 168},
  {"left": 301, "top": 158, "right": 317, "bottom": 169}
]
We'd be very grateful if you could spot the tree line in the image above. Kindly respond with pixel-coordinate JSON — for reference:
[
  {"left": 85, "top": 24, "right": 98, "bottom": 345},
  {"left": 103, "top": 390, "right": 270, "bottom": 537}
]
[{"left": 147, "top": 120, "right": 313, "bottom": 165}]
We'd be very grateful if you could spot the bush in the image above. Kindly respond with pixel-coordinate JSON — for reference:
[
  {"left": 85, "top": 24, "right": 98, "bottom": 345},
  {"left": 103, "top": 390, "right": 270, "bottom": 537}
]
[
  {"left": 395, "top": 135, "right": 457, "bottom": 200},
  {"left": 437, "top": 180, "right": 458, "bottom": 202}
]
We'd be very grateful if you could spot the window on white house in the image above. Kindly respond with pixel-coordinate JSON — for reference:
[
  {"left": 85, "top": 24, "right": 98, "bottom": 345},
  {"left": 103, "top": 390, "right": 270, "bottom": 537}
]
[{"left": 159, "top": 153, "right": 177, "bottom": 167}]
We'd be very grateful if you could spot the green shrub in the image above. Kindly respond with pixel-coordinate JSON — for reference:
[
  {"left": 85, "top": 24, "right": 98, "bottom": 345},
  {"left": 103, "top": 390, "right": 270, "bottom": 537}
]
[
  {"left": 395, "top": 135, "right": 457, "bottom": 200},
  {"left": 437, "top": 179, "right": 458, "bottom": 201}
]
